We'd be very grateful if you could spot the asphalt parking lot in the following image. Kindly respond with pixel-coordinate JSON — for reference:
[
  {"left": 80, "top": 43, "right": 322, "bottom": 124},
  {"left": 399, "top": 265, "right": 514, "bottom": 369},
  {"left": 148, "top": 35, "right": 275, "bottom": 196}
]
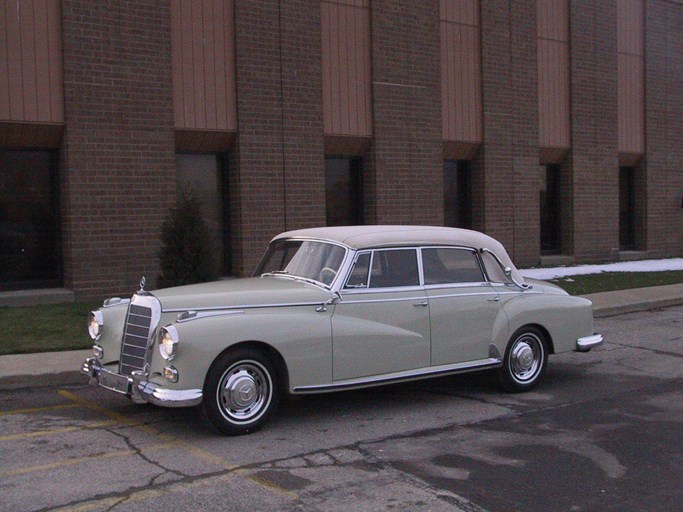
[{"left": 1, "top": 305, "right": 682, "bottom": 512}]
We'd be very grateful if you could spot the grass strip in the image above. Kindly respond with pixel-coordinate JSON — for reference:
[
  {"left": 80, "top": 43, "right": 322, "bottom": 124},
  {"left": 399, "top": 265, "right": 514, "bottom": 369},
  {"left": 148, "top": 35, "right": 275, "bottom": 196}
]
[
  {"left": 0, "top": 301, "right": 100, "bottom": 356},
  {"left": 546, "top": 270, "right": 683, "bottom": 295}
]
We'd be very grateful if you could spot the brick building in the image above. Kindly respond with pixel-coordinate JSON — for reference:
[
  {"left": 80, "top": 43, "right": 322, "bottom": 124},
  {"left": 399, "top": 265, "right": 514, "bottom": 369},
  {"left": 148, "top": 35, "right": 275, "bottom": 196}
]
[{"left": 1, "top": 0, "right": 682, "bottom": 300}]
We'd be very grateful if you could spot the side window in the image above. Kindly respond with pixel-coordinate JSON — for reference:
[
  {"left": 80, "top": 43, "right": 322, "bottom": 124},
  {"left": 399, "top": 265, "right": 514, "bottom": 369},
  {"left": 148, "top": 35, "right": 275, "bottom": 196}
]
[
  {"left": 369, "top": 249, "right": 420, "bottom": 288},
  {"left": 422, "top": 248, "right": 484, "bottom": 285},
  {"left": 345, "top": 252, "right": 371, "bottom": 288}
]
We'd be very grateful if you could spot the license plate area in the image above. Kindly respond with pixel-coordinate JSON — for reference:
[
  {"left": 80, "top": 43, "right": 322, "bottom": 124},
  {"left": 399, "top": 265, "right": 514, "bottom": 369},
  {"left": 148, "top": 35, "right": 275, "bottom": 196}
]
[{"left": 99, "top": 368, "right": 132, "bottom": 395}]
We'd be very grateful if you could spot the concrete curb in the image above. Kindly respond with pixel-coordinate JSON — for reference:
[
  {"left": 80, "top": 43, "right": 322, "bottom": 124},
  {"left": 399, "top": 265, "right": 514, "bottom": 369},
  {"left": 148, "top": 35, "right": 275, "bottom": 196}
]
[{"left": 2, "top": 284, "right": 683, "bottom": 391}]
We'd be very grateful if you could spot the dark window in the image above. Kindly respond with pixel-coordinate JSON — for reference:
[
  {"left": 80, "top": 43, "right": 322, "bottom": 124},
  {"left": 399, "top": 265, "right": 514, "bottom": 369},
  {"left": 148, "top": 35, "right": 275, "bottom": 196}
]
[
  {"left": 325, "top": 157, "right": 363, "bottom": 226},
  {"left": 540, "top": 164, "right": 561, "bottom": 255},
  {"left": 176, "top": 153, "right": 231, "bottom": 274},
  {"left": 619, "top": 166, "right": 636, "bottom": 250},
  {"left": 368, "top": 249, "right": 419, "bottom": 288},
  {"left": 0, "top": 150, "right": 61, "bottom": 290},
  {"left": 345, "top": 252, "right": 371, "bottom": 288},
  {"left": 422, "top": 248, "right": 484, "bottom": 285},
  {"left": 444, "top": 160, "right": 472, "bottom": 229}
]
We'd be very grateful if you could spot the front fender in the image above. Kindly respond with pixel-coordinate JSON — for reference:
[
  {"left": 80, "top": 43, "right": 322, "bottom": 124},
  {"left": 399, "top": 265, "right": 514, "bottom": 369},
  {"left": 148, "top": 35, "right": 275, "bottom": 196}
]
[{"left": 150, "top": 306, "right": 333, "bottom": 393}]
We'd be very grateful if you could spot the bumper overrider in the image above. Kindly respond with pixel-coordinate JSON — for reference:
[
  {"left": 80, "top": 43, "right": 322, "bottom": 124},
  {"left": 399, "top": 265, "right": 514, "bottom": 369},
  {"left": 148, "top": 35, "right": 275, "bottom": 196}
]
[
  {"left": 82, "top": 357, "right": 203, "bottom": 407},
  {"left": 575, "top": 333, "right": 604, "bottom": 352}
]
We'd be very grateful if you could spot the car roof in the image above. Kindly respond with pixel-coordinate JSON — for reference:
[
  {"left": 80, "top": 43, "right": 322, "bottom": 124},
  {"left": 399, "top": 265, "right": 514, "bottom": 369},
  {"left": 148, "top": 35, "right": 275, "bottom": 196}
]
[
  {"left": 274, "top": 225, "right": 498, "bottom": 250},
  {"left": 272, "top": 225, "right": 524, "bottom": 283}
]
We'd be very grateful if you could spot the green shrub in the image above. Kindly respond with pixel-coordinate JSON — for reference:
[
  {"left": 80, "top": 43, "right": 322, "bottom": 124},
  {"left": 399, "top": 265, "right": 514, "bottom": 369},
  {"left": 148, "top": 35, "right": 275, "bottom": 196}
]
[{"left": 157, "top": 191, "right": 220, "bottom": 288}]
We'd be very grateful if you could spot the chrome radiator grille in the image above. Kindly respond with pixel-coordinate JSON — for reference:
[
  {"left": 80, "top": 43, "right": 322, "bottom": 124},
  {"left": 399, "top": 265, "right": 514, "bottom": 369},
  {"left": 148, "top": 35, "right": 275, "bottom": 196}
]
[{"left": 119, "top": 294, "right": 161, "bottom": 376}]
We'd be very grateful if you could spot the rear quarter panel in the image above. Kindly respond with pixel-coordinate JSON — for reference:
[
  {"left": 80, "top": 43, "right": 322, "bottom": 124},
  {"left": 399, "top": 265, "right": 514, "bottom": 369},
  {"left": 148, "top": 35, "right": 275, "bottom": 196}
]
[{"left": 497, "top": 289, "right": 595, "bottom": 354}]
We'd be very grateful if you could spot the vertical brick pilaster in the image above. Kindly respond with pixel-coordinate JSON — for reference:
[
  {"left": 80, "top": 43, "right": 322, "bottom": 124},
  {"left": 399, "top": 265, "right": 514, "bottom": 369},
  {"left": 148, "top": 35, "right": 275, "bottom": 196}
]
[
  {"left": 280, "top": 0, "right": 325, "bottom": 231},
  {"left": 370, "top": 0, "right": 443, "bottom": 226},
  {"left": 233, "top": 1, "right": 325, "bottom": 276},
  {"left": 644, "top": 1, "right": 683, "bottom": 258},
  {"left": 60, "top": 0, "right": 176, "bottom": 299},
  {"left": 569, "top": 0, "right": 619, "bottom": 262},
  {"left": 233, "top": 1, "right": 286, "bottom": 275},
  {"left": 479, "top": 0, "right": 539, "bottom": 266}
]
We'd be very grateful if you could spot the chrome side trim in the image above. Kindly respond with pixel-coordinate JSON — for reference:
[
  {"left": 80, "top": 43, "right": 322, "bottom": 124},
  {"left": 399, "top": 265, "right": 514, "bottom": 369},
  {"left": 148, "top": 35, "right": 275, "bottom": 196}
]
[
  {"left": 427, "top": 291, "right": 501, "bottom": 300},
  {"left": 576, "top": 333, "right": 604, "bottom": 352},
  {"left": 340, "top": 296, "right": 429, "bottom": 305},
  {"left": 176, "top": 310, "right": 245, "bottom": 323},
  {"left": 163, "top": 301, "right": 323, "bottom": 313},
  {"left": 292, "top": 358, "right": 502, "bottom": 393}
]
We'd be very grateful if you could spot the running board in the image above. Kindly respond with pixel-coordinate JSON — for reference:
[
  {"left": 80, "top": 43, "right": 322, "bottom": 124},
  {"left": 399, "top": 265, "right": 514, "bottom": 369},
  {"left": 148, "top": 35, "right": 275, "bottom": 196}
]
[{"left": 292, "top": 357, "right": 503, "bottom": 394}]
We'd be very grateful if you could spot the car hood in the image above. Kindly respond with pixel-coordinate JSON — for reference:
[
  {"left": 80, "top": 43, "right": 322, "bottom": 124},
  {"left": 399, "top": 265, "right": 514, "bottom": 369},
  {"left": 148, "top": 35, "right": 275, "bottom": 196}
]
[{"left": 151, "top": 277, "right": 332, "bottom": 312}]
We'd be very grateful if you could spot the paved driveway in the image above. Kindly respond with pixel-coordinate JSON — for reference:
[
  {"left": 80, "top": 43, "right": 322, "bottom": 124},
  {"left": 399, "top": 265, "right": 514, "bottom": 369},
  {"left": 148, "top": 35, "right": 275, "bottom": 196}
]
[{"left": 1, "top": 306, "right": 682, "bottom": 511}]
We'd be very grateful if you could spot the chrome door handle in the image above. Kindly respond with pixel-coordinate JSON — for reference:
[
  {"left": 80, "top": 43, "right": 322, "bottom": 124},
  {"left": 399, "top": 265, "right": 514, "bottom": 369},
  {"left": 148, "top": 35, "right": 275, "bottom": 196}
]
[
  {"left": 413, "top": 301, "right": 429, "bottom": 307},
  {"left": 488, "top": 297, "right": 501, "bottom": 302}
]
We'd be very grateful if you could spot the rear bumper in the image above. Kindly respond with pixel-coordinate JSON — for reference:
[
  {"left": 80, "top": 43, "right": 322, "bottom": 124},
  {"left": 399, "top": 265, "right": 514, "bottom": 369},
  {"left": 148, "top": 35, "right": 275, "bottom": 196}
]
[
  {"left": 81, "top": 357, "right": 202, "bottom": 407},
  {"left": 575, "top": 333, "right": 604, "bottom": 352}
]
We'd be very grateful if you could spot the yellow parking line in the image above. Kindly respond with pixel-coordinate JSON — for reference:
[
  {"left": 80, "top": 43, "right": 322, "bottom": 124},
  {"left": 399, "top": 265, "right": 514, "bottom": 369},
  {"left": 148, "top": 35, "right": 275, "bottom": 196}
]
[
  {"left": 0, "top": 403, "right": 80, "bottom": 416},
  {"left": 0, "top": 442, "right": 175, "bottom": 478},
  {"left": 57, "top": 389, "right": 298, "bottom": 501}
]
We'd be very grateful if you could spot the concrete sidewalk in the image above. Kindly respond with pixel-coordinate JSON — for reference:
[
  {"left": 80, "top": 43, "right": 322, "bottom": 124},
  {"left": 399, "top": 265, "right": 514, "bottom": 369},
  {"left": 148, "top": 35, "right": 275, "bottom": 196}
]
[{"left": 2, "top": 283, "right": 683, "bottom": 390}]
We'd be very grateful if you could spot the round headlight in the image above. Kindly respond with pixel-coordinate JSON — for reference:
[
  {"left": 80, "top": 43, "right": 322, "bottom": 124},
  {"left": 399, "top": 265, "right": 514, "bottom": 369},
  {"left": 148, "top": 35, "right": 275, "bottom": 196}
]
[
  {"left": 158, "top": 325, "right": 179, "bottom": 361},
  {"left": 88, "top": 310, "right": 103, "bottom": 340}
]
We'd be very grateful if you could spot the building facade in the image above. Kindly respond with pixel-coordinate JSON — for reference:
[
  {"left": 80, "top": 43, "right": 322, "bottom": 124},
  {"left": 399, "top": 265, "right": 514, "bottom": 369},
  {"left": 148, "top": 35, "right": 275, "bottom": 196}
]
[{"left": 1, "top": 0, "right": 682, "bottom": 300}]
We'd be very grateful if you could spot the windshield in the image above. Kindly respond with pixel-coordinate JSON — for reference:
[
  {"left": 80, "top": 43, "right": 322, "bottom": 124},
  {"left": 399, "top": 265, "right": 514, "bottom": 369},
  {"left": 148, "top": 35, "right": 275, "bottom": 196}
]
[{"left": 255, "top": 240, "right": 346, "bottom": 287}]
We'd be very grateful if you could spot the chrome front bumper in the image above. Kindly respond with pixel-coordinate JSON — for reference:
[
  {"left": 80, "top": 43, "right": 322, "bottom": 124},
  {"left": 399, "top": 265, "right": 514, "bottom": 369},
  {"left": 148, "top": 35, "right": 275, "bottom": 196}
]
[
  {"left": 82, "top": 357, "right": 202, "bottom": 407},
  {"left": 575, "top": 333, "right": 604, "bottom": 352}
]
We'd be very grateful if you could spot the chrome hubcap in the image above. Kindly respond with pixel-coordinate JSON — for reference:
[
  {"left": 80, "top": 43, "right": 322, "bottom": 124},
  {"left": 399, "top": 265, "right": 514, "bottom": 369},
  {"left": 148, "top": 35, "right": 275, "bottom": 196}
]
[
  {"left": 218, "top": 361, "right": 271, "bottom": 423},
  {"left": 509, "top": 334, "right": 543, "bottom": 383}
]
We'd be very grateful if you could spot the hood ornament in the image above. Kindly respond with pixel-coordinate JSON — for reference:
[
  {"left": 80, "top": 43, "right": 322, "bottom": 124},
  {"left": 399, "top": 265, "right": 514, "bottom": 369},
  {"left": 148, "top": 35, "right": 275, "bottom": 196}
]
[{"left": 138, "top": 276, "right": 147, "bottom": 294}]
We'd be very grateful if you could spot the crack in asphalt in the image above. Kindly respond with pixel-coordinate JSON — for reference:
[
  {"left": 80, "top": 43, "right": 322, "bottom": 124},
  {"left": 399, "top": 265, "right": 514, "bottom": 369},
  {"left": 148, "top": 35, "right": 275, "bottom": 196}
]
[{"left": 608, "top": 341, "right": 683, "bottom": 360}]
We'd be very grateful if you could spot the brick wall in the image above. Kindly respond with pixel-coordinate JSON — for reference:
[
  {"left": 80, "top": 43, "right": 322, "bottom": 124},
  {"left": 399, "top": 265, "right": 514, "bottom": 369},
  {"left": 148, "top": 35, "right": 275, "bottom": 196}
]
[
  {"left": 477, "top": 0, "right": 539, "bottom": 267},
  {"left": 645, "top": 0, "right": 683, "bottom": 258},
  {"left": 60, "top": 0, "right": 176, "bottom": 299},
  {"left": 569, "top": 0, "right": 619, "bottom": 262},
  {"left": 369, "top": 0, "right": 443, "bottom": 226},
  {"left": 232, "top": 0, "right": 325, "bottom": 276}
]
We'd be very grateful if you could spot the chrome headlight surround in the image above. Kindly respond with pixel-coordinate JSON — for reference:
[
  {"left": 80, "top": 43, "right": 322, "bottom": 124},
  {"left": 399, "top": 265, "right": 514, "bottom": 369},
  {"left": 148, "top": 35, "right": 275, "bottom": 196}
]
[
  {"left": 158, "top": 325, "right": 179, "bottom": 361},
  {"left": 88, "top": 310, "right": 104, "bottom": 340}
]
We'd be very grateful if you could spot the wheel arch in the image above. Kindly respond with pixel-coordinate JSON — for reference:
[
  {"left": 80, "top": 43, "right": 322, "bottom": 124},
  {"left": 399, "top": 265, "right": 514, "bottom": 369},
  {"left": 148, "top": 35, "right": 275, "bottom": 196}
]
[
  {"left": 523, "top": 323, "right": 555, "bottom": 354},
  {"left": 209, "top": 340, "right": 290, "bottom": 395}
]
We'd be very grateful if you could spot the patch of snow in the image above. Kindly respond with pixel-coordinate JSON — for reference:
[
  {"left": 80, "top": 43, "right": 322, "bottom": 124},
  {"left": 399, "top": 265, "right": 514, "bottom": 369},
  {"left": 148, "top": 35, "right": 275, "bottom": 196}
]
[{"left": 521, "top": 258, "right": 683, "bottom": 280}]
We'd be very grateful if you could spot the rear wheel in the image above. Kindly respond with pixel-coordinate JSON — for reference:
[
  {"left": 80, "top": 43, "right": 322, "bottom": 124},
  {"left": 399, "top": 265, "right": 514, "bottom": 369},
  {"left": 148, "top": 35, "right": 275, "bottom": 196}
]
[
  {"left": 202, "top": 348, "right": 279, "bottom": 435},
  {"left": 499, "top": 326, "right": 548, "bottom": 392}
]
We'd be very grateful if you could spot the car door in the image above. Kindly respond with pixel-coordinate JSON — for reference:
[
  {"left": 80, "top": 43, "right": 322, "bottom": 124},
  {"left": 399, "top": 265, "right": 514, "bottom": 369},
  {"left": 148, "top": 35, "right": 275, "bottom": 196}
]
[
  {"left": 331, "top": 248, "right": 431, "bottom": 381},
  {"left": 422, "top": 247, "right": 505, "bottom": 365}
]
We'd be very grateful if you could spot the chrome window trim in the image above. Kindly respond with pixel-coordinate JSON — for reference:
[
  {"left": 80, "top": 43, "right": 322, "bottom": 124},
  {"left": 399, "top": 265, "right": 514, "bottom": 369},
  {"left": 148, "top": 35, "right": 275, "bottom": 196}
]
[
  {"left": 423, "top": 281, "right": 491, "bottom": 291},
  {"left": 341, "top": 247, "right": 422, "bottom": 291},
  {"left": 419, "top": 245, "right": 488, "bottom": 286}
]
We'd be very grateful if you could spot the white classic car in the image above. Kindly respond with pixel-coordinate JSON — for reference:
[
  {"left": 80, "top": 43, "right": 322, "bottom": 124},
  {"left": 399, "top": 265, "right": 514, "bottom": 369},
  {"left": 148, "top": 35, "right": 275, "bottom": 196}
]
[{"left": 83, "top": 226, "right": 603, "bottom": 435}]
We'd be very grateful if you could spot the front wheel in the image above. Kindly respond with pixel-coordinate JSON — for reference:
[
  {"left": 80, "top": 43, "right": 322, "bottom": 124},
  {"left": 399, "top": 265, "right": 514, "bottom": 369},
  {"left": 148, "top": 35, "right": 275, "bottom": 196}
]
[
  {"left": 202, "top": 348, "right": 279, "bottom": 435},
  {"left": 499, "top": 326, "right": 548, "bottom": 392}
]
